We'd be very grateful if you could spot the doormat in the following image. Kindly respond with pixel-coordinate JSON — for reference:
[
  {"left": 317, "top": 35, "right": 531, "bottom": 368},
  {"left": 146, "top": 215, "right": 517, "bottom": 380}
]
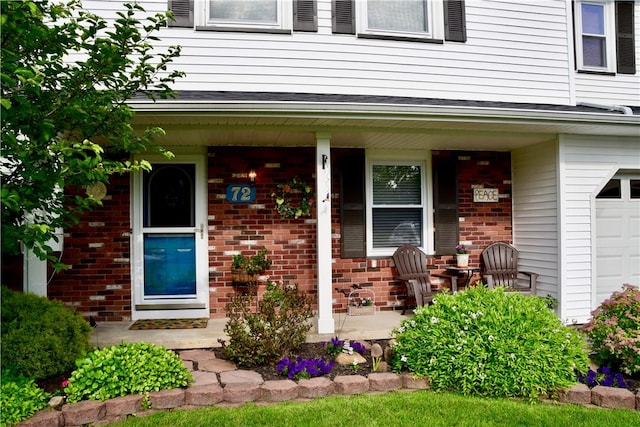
[{"left": 129, "top": 318, "right": 209, "bottom": 330}]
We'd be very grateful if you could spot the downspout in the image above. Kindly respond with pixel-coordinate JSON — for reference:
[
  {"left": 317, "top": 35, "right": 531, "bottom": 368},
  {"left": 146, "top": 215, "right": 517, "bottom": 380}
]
[{"left": 577, "top": 102, "right": 634, "bottom": 115}]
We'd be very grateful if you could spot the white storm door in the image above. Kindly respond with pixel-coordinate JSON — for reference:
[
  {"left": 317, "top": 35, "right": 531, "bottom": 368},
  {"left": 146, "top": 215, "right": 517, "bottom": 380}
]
[{"left": 132, "top": 156, "right": 208, "bottom": 318}]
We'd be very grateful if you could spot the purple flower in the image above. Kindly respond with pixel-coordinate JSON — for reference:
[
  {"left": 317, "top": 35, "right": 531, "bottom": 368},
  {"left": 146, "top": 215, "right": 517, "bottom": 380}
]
[
  {"left": 351, "top": 342, "right": 366, "bottom": 355},
  {"left": 615, "top": 373, "right": 627, "bottom": 388},
  {"left": 277, "top": 356, "right": 334, "bottom": 380}
]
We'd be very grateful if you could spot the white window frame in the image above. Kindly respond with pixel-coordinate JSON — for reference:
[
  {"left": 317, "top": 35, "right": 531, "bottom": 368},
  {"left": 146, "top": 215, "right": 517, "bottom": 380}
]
[
  {"left": 201, "top": 0, "right": 292, "bottom": 30},
  {"left": 574, "top": 0, "right": 616, "bottom": 72},
  {"left": 366, "top": 150, "right": 433, "bottom": 257},
  {"left": 358, "top": 0, "right": 444, "bottom": 40}
]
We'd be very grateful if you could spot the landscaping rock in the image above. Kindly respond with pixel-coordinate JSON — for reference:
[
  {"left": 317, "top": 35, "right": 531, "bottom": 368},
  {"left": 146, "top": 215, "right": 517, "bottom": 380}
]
[
  {"left": 220, "top": 369, "right": 264, "bottom": 386},
  {"left": 297, "top": 377, "right": 335, "bottom": 399},
  {"left": 223, "top": 382, "right": 261, "bottom": 403},
  {"left": 199, "top": 358, "right": 237, "bottom": 373},
  {"left": 333, "top": 375, "right": 369, "bottom": 395},
  {"left": 558, "top": 384, "right": 591, "bottom": 405},
  {"left": 148, "top": 388, "right": 185, "bottom": 409},
  {"left": 261, "top": 380, "right": 299, "bottom": 402},
  {"left": 17, "top": 409, "right": 62, "bottom": 427},
  {"left": 401, "top": 373, "right": 430, "bottom": 390},
  {"left": 191, "top": 370, "right": 220, "bottom": 386},
  {"left": 185, "top": 384, "right": 224, "bottom": 406},
  {"left": 368, "top": 373, "right": 402, "bottom": 391},
  {"left": 104, "top": 394, "right": 143, "bottom": 417},
  {"left": 179, "top": 349, "right": 217, "bottom": 363},
  {"left": 48, "top": 395, "right": 65, "bottom": 410},
  {"left": 591, "top": 385, "right": 636, "bottom": 409},
  {"left": 61, "top": 400, "right": 106, "bottom": 426},
  {"left": 334, "top": 352, "right": 367, "bottom": 366}
]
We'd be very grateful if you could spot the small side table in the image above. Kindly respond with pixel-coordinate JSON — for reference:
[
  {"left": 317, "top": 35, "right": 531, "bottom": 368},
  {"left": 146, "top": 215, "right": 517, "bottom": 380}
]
[{"left": 445, "top": 266, "right": 480, "bottom": 289}]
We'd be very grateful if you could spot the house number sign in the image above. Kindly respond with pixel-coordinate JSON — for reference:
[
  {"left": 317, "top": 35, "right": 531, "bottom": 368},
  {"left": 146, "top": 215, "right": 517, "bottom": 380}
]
[
  {"left": 473, "top": 187, "right": 499, "bottom": 202},
  {"left": 226, "top": 184, "right": 256, "bottom": 203}
]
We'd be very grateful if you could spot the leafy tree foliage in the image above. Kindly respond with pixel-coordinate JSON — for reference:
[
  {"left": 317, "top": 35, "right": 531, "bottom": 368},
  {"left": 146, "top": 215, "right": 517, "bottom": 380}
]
[{"left": 1, "top": 0, "right": 183, "bottom": 267}]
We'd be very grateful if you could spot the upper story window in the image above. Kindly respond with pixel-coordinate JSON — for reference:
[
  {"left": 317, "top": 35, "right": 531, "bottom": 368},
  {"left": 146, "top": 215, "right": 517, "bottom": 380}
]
[
  {"left": 576, "top": 1, "right": 615, "bottom": 71},
  {"left": 334, "top": 0, "right": 465, "bottom": 42},
  {"left": 169, "top": 0, "right": 317, "bottom": 32},
  {"left": 574, "top": 0, "right": 636, "bottom": 74},
  {"left": 363, "top": 0, "right": 439, "bottom": 38},
  {"left": 205, "top": 0, "right": 290, "bottom": 30}
]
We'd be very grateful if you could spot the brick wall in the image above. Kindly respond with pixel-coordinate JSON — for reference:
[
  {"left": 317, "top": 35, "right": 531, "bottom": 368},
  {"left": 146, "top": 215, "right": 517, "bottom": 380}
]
[
  {"left": 40, "top": 148, "right": 512, "bottom": 321},
  {"left": 47, "top": 174, "right": 132, "bottom": 321}
]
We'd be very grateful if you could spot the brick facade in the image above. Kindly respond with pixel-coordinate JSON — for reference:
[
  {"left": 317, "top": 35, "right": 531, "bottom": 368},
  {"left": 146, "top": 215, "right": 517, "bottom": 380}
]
[{"left": 22, "top": 149, "right": 512, "bottom": 321}]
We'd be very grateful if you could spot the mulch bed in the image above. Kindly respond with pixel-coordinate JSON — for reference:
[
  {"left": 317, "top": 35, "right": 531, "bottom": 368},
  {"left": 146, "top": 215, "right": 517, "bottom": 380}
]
[{"left": 213, "top": 339, "right": 392, "bottom": 381}]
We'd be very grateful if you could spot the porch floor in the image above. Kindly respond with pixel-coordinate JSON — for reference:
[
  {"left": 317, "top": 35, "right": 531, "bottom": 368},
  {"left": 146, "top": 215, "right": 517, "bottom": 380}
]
[{"left": 90, "top": 309, "right": 412, "bottom": 350}]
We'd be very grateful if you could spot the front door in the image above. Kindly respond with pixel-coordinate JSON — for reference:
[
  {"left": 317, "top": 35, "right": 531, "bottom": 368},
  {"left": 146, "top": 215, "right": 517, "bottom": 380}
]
[{"left": 131, "top": 155, "right": 208, "bottom": 319}]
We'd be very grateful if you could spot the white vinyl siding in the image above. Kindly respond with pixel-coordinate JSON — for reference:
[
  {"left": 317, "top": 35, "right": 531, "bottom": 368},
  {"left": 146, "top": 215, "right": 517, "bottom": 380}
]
[
  {"left": 557, "top": 135, "right": 640, "bottom": 324},
  {"left": 512, "top": 139, "right": 560, "bottom": 303},
  {"left": 81, "top": 0, "right": 579, "bottom": 105}
]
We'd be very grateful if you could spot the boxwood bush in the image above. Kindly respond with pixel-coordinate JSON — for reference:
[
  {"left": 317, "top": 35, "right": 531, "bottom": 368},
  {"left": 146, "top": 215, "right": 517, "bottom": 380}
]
[
  {"left": 1, "top": 286, "right": 92, "bottom": 380},
  {"left": 390, "top": 286, "right": 588, "bottom": 399},
  {"left": 581, "top": 284, "right": 640, "bottom": 376},
  {"left": 65, "top": 342, "right": 193, "bottom": 403}
]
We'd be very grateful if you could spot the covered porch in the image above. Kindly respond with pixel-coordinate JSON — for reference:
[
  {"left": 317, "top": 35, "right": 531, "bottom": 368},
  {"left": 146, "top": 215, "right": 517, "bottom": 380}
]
[{"left": 89, "top": 309, "right": 410, "bottom": 350}]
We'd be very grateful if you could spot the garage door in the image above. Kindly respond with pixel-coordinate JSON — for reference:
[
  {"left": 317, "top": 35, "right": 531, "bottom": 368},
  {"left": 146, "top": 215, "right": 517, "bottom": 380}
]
[{"left": 595, "top": 173, "right": 640, "bottom": 306}]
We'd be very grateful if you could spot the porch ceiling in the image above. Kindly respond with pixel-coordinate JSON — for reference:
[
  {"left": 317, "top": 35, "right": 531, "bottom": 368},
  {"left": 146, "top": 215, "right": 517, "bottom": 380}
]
[{"left": 130, "top": 99, "right": 639, "bottom": 151}]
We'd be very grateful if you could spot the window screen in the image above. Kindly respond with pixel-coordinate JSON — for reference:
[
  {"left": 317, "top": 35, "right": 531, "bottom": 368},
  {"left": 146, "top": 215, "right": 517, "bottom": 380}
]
[{"left": 371, "top": 164, "right": 423, "bottom": 248}]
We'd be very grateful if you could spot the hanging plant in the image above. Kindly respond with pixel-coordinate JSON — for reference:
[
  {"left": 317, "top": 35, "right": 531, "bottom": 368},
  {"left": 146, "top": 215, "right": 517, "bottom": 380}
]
[{"left": 271, "top": 177, "right": 314, "bottom": 219}]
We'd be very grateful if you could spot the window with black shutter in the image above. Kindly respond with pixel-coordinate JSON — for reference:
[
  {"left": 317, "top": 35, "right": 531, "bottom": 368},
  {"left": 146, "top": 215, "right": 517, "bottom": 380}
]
[
  {"left": 444, "top": 0, "right": 466, "bottom": 42},
  {"left": 340, "top": 150, "right": 366, "bottom": 258},
  {"left": 168, "top": 0, "right": 193, "bottom": 28},
  {"left": 574, "top": 0, "right": 636, "bottom": 74},
  {"left": 433, "top": 153, "right": 459, "bottom": 255},
  {"left": 616, "top": 1, "right": 636, "bottom": 74},
  {"left": 294, "top": 0, "right": 318, "bottom": 32},
  {"left": 333, "top": 0, "right": 355, "bottom": 34}
]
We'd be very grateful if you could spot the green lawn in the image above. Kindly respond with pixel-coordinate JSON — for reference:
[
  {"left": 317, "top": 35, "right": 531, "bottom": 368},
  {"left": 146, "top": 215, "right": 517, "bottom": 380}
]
[{"left": 110, "top": 390, "right": 640, "bottom": 427}]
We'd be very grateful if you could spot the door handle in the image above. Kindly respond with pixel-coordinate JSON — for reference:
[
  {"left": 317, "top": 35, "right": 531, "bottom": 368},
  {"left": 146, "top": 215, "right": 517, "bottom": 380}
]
[{"left": 198, "top": 224, "right": 204, "bottom": 239}]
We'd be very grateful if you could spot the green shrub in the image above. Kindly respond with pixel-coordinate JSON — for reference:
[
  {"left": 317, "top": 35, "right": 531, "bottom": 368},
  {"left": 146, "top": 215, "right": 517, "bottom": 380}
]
[
  {"left": 581, "top": 284, "right": 640, "bottom": 376},
  {"left": 222, "top": 284, "right": 314, "bottom": 367},
  {"left": 1, "top": 286, "right": 92, "bottom": 380},
  {"left": 0, "top": 368, "right": 50, "bottom": 427},
  {"left": 390, "top": 285, "right": 588, "bottom": 399},
  {"left": 65, "top": 342, "right": 193, "bottom": 403}
]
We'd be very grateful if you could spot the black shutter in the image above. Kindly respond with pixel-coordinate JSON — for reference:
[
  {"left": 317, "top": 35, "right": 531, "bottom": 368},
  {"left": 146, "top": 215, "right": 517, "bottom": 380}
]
[
  {"left": 294, "top": 0, "right": 317, "bottom": 32},
  {"left": 616, "top": 1, "right": 636, "bottom": 74},
  {"left": 340, "top": 150, "right": 366, "bottom": 258},
  {"left": 168, "top": 0, "right": 193, "bottom": 28},
  {"left": 333, "top": 0, "right": 355, "bottom": 34},
  {"left": 433, "top": 153, "right": 459, "bottom": 255},
  {"left": 444, "top": 0, "right": 466, "bottom": 42}
]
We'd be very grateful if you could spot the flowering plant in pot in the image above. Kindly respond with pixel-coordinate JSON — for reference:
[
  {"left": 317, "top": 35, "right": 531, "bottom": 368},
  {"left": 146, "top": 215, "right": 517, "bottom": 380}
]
[
  {"left": 455, "top": 244, "right": 470, "bottom": 267},
  {"left": 231, "top": 248, "right": 272, "bottom": 284},
  {"left": 455, "top": 244, "right": 469, "bottom": 254}
]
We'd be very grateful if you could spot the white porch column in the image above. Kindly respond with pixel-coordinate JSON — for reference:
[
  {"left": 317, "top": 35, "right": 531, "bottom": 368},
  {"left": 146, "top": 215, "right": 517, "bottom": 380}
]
[{"left": 315, "top": 133, "right": 334, "bottom": 334}]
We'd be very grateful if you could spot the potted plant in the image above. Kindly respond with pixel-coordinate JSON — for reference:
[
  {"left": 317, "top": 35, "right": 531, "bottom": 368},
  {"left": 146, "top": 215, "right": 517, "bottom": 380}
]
[
  {"left": 231, "top": 248, "right": 272, "bottom": 284},
  {"left": 347, "top": 290, "right": 375, "bottom": 316},
  {"left": 455, "top": 243, "right": 470, "bottom": 268}
]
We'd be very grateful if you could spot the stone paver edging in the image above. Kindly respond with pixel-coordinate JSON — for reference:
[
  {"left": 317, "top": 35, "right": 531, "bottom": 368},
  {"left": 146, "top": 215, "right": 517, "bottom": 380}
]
[{"left": 18, "top": 350, "right": 639, "bottom": 426}]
